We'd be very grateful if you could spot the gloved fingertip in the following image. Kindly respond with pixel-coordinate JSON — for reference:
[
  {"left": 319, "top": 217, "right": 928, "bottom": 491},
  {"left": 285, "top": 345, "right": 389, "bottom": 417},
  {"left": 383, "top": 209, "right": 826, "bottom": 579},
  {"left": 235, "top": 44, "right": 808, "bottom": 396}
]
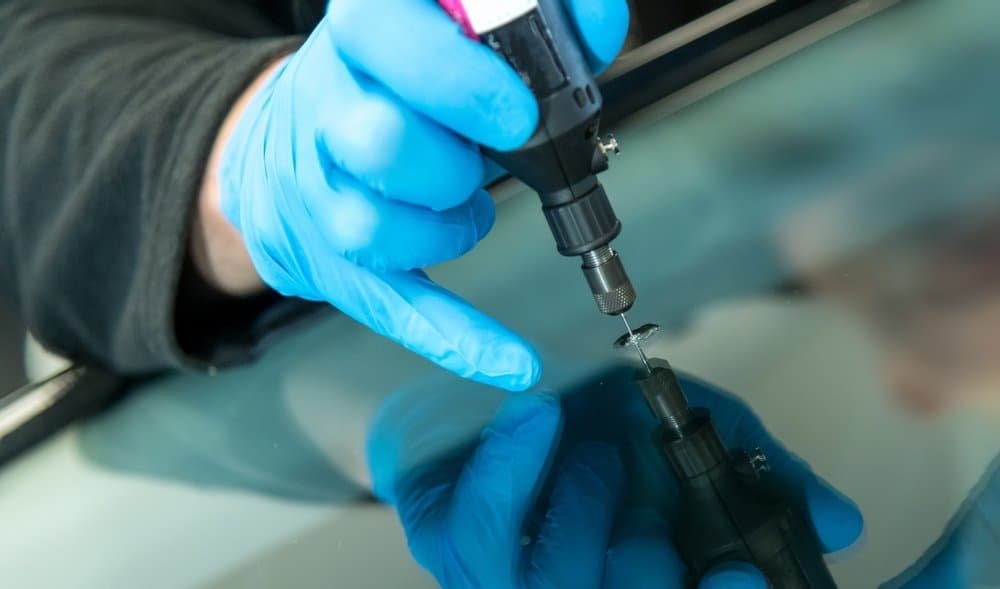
[
  {"left": 806, "top": 477, "right": 865, "bottom": 553},
  {"left": 698, "top": 562, "right": 768, "bottom": 589},
  {"left": 468, "top": 189, "right": 496, "bottom": 241},
  {"left": 765, "top": 454, "right": 864, "bottom": 553},
  {"left": 564, "top": 0, "right": 630, "bottom": 73},
  {"left": 471, "top": 67, "right": 539, "bottom": 151},
  {"left": 500, "top": 107, "right": 539, "bottom": 151},
  {"left": 482, "top": 159, "right": 508, "bottom": 185},
  {"left": 491, "top": 392, "right": 561, "bottom": 437},
  {"left": 476, "top": 340, "right": 543, "bottom": 392},
  {"left": 511, "top": 353, "right": 544, "bottom": 392}
]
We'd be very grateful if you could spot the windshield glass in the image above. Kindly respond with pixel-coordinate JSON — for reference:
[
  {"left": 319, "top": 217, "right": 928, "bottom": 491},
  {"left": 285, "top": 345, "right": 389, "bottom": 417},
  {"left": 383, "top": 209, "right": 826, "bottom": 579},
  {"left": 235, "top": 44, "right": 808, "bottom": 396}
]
[{"left": 2, "top": 1, "right": 998, "bottom": 587}]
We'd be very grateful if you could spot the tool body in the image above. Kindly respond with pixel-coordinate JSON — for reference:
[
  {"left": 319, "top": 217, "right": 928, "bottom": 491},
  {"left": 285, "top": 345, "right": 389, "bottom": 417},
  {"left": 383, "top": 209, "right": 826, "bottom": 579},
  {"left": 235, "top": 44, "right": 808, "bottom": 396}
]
[
  {"left": 441, "top": 3, "right": 835, "bottom": 585},
  {"left": 632, "top": 353, "right": 838, "bottom": 588},
  {"left": 439, "top": 0, "right": 637, "bottom": 315}
]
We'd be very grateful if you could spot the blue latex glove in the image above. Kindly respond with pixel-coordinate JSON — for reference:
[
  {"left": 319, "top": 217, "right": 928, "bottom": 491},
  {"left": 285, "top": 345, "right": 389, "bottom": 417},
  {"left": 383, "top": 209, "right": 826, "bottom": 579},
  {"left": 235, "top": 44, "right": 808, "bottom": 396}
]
[
  {"left": 367, "top": 367, "right": 864, "bottom": 588},
  {"left": 218, "top": 0, "right": 630, "bottom": 391}
]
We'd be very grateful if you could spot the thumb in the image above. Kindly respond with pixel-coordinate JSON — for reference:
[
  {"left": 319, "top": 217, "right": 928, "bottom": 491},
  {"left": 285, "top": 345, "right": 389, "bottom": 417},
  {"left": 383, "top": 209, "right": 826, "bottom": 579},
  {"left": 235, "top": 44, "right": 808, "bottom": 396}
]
[
  {"left": 677, "top": 374, "right": 865, "bottom": 553},
  {"left": 444, "top": 393, "right": 563, "bottom": 586},
  {"left": 561, "top": 0, "right": 630, "bottom": 73},
  {"left": 698, "top": 562, "right": 769, "bottom": 589}
]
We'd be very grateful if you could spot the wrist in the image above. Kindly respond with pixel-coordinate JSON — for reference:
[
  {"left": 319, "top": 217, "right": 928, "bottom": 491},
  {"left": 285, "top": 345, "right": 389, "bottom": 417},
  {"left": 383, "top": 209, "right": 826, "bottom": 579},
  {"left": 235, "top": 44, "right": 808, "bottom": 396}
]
[{"left": 191, "top": 56, "right": 289, "bottom": 296}]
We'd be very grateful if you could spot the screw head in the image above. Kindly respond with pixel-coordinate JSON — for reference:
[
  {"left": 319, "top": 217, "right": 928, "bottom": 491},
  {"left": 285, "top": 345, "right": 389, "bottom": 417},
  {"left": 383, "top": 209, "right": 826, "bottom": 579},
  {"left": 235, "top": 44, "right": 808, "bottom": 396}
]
[
  {"left": 749, "top": 447, "right": 771, "bottom": 473},
  {"left": 599, "top": 134, "right": 621, "bottom": 156}
]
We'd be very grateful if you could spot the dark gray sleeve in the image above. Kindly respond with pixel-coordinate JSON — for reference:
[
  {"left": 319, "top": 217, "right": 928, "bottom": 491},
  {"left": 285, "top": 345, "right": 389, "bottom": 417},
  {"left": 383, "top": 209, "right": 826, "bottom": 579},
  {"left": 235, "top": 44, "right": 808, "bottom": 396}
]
[{"left": 0, "top": 0, "right": 307, "bottom": 374}]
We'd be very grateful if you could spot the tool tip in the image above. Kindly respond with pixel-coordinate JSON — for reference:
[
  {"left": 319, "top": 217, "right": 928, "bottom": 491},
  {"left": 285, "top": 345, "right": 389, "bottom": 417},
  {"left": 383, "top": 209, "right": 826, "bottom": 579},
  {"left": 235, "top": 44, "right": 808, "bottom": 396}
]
[
  {"left": 613, "top": 323, "right": 660, "bottom": 349},
  {"left": 613, "top": 322, "right": 659, "bottom": 375}
]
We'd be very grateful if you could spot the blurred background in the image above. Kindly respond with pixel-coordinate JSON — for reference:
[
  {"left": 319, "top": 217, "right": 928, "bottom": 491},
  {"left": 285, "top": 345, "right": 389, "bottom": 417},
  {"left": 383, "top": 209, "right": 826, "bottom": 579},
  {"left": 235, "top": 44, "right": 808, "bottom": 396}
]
[
  {"left": 4, "top": 0, "right": 1000, "bottom": 587},
  {"left": 0, "top": 305, "right": 25, "bottom": 392}
]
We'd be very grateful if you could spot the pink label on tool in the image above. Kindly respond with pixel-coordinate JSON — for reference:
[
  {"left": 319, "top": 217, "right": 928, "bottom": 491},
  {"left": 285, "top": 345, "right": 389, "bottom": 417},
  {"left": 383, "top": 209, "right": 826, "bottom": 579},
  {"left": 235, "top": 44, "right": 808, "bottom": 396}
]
[
  {"left": 439, "top": 0, "right": 538, "bottom": 36},
  {"left": 437, "top": 0, "right": 477, "bottom": 39}
]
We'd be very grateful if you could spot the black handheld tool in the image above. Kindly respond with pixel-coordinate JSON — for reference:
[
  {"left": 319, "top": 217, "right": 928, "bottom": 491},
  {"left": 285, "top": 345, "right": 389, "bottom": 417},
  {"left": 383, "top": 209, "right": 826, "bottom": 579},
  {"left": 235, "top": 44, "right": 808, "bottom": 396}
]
[
  {"left": 439, "top": 0, "right": 636, "bottom": 316},
  {"left": 637, "top": 363, "right": 837, "bottom": 588},
  {"left": 626, "top": 349, "right": 837, "bottom": 588}
]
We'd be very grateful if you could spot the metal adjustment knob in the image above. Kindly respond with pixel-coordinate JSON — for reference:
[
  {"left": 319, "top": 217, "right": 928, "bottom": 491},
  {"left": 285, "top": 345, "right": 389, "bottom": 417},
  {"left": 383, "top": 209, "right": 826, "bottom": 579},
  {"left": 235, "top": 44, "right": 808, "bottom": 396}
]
[
  {"left": 581, "top": 246, "right": 635, "bottom": 315},
  {"left": 749, "top": 447, "right": 771, "bottom": 474},
  {"left": 598, "top": 134, "right": 620, "bottom": 156}
]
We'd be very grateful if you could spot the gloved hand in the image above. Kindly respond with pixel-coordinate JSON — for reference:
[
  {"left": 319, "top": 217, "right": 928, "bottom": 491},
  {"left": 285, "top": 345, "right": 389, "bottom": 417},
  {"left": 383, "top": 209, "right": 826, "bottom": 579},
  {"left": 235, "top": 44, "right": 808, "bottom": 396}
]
[
  {"left": 367, "top": 366, "right": 864, "bottom": 588},
  {"left": 218, "top": 0, "right": 630, "bottom": 391}
]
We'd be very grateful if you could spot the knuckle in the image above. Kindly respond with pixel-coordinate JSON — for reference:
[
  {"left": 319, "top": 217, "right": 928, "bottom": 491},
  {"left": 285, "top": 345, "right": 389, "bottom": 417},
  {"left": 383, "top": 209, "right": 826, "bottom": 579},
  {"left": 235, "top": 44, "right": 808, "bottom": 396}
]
[
  {"left": 325, "top": 188, "right": 379, "bottom": 253},
  {"left": 323, "top": 0, "right": 361, "bottom": 40},
  {"left": 363, "top": 99, "right": 409, "bottom": 162},
  {"left": 343, "top": 98, "right": 409, "bottom": 178},
  {"left": 473, "top": 81, "right": 537, "bottom": 151}
]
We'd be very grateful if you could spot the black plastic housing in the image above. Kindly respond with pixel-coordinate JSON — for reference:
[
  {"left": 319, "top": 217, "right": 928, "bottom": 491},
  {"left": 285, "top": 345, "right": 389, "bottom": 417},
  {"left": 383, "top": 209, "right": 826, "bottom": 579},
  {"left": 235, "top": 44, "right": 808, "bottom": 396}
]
[
  {"left": 478, "top": 1, "right": 620, "bottom": 257},
  {"left": 658, "top": 412, "right": 838, "bottom": 588}
]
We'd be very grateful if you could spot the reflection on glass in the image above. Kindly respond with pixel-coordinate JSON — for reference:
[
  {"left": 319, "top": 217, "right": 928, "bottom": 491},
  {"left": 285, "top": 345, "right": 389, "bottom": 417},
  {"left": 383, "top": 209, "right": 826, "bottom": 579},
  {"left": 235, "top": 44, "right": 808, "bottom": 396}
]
[{"left": 788, "top": 205, "right": 1000, "bottom": 417}]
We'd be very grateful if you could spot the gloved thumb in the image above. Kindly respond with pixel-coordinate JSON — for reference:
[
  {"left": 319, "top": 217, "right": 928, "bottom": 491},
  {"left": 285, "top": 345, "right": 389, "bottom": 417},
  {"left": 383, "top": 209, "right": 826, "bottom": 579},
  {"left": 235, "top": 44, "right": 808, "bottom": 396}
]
[{"left": 698, "top": 562, "right": 769, "bottom": 589}]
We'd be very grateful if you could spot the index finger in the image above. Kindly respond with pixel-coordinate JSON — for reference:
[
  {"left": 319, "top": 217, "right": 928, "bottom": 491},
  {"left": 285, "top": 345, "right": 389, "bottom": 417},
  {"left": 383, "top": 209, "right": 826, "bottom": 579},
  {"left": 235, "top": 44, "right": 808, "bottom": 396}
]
[{"left": 324, "top": 0, "right": 539, "bottom": 151}]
